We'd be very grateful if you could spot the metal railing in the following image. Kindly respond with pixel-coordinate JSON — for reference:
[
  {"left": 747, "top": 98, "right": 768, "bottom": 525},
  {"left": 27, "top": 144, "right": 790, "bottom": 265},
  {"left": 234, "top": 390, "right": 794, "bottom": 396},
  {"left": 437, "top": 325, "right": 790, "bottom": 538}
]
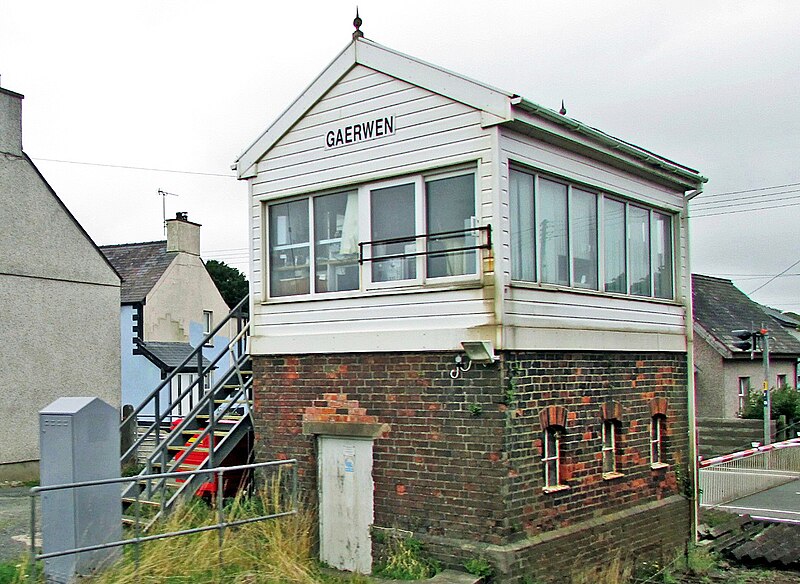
[
  {"left": 27, "top": 459, "right": 297, "bottom": 583},
  {"left": 699, "top": 438, "right": 800, "bottom": 507},
  {"left": 358, "top": 225, "right": 492, "bottom": 264}
]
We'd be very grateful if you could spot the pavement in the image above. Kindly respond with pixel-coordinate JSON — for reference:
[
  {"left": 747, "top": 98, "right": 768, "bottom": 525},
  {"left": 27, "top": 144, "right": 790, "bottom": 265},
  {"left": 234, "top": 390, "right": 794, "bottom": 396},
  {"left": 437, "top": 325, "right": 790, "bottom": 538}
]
[
  {"left": 0, "top": 483, "right": 40, "bottom": 564},
  {"left": 717, "top": 478, "right": 800, "bottom": 523}
]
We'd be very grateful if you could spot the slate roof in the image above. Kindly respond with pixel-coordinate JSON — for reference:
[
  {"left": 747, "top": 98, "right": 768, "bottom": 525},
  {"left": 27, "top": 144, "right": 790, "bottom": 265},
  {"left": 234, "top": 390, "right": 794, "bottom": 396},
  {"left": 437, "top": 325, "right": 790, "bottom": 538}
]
[
  {"left": 138, "top": 341, "right": 212, "bottom": 372},
  {"left": 692, "top": 274, "right": 800, "bottom": 357},
  {"left": 100, "top": 241, "right": 176, "bottom": 304},
  {"left": 732, "top": 522, "right": 800, "bottom": 567}
]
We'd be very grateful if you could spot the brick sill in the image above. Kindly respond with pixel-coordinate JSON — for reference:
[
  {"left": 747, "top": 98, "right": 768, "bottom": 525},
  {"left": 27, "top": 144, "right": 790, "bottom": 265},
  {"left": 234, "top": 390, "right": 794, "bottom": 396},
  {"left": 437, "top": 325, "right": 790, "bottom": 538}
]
[
  {"left": 650, "top": 462, "right": 669, "bottom": 471},
  {"left": 542, "top": 484, "right": 570, "bottom": 494},
  {"left": 602, "top": 472, "right": 625, "bottom": 481}
]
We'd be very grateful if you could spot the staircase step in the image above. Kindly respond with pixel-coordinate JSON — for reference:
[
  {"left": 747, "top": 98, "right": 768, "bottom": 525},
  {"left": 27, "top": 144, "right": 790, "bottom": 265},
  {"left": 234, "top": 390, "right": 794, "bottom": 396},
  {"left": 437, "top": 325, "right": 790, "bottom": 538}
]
[
  {"left": 196, "top": 414, "right": 244, "bottom": 421},
  {"left": 168, "top": 445, "right": 210, "bottom": 453},
  {"left": 122, "top": 497, "right": 161, "bottom": 507},
  {"left": 214, "top": 399, "right": 253, "bottom": 405},
  {"left": 182, "top": 429, "right": 230, "bottom": 436}
]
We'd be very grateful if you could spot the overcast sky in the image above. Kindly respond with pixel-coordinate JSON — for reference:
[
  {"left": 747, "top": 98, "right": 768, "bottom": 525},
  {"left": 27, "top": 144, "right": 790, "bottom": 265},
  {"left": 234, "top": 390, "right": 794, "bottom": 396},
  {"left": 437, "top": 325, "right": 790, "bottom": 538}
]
[{"left": 2, "top": 1, "right": 799, "bottom": 311}]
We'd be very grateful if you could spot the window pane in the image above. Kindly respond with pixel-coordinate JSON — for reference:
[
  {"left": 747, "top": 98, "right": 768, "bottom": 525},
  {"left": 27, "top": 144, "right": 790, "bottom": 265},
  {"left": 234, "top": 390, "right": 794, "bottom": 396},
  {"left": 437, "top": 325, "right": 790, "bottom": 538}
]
[
  {"left": 538, "top": 178, "right": 568, "bottom": 285},
  {"left": 571, "top": 188, "right": 597, "bottom": 290},
  {"left": 628, "top": 206, "right": 651, "bottom": 296},
  {"left": 314, "top": 191, "right": 359, "bottom": 293},
  {"left": 652, "top": 212, "right": 673, "bottom": 299},
  {"left": 269, "top": 200, "right": 310, "bottom": 297},
  {"left": 371, "top": 183, "right": 416, "bottom": 282},
  {"left": 604, "top": 199, "right": 626, "bottom": 293},
  {"left": 510, "top": 169, "right": 535, "bottom": 281},
  {"left": 426, "top": 174, "right": 476, "bottom": 278}
]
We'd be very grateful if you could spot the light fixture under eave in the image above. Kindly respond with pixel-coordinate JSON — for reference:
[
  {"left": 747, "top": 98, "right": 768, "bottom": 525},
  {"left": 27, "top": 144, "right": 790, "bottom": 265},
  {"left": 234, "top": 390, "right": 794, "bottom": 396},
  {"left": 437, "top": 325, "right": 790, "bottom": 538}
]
[{"left": 461, "top": 341, "right": 498, "bottom": 364}]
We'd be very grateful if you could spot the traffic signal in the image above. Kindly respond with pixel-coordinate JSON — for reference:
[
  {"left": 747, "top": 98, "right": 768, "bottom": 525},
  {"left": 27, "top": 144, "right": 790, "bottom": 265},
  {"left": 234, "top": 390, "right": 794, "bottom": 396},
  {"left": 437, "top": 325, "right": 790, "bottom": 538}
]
[{"left": 732, "top": 329, "right": 755, "bottom": 351}]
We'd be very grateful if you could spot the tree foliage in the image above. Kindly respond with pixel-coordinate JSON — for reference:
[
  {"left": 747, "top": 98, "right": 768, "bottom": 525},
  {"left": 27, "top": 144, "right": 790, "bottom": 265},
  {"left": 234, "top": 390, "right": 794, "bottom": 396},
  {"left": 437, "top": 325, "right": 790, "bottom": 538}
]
[
  {"left": 742, "top": 383, "right": 800, "bottom": 421},
  {"left": 205, "top": 259, "right": 248, "bottom": 308}
]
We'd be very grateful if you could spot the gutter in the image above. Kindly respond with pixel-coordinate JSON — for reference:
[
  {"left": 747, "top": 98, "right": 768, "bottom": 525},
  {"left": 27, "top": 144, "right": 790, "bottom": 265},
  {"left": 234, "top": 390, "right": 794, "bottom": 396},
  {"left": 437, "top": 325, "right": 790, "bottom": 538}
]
[{"left": 514, "top": 99, "right": 708, "bottom": 187}]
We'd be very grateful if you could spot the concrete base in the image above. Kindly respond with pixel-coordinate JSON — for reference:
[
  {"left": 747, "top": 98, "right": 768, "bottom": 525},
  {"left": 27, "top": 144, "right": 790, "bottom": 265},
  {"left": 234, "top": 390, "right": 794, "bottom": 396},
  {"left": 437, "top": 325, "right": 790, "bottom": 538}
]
[{"left": 0, "top": 460, "right": 39, "bottom": 483}]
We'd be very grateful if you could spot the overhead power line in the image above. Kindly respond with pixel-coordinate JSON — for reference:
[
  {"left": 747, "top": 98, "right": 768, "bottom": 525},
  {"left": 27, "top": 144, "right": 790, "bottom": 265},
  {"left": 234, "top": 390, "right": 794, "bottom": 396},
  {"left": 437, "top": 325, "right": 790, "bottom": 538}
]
[
  {"left": 31, "top": 157, "right": 235, "bottom": 178},
  {"left": 748, "top": 257, "right": 800, "bottom": 296},
  {"left": 697, "top": 181, "right": 800, "bottom": 200},
  {"left": 690, "top": 188, "right": 800, "bottom": 210},
  {"left": 689, "top": 199, "right": 800, "bottom": 219}
]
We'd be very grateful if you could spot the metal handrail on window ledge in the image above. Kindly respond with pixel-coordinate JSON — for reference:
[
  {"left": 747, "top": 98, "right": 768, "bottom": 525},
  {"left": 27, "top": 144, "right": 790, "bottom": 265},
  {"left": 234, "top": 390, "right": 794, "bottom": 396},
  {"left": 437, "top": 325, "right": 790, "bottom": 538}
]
[{"left": 357, "top": 225, "right": 492, "bottom": 264}]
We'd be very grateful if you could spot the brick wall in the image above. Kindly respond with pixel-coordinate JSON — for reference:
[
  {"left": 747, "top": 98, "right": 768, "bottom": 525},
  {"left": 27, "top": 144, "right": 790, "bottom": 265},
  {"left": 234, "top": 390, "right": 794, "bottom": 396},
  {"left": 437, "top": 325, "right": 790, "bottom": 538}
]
[{"left": 252, "top": 350, "right": 692, "bottom": 580}]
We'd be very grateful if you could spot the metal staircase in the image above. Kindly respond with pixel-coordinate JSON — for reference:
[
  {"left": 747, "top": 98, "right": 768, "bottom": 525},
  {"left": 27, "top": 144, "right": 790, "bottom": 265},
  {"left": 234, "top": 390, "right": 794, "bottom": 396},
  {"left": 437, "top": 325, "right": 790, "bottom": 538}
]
[{"left": 119, "top": 296, "right": 252, "bottom": 529}]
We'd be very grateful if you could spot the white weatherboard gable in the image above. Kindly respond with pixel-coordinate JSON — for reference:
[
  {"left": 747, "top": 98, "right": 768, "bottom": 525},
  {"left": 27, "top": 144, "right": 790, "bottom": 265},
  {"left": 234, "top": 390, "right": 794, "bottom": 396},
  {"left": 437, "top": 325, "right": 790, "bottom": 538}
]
[{"left": 235, "top": 37, "right": 514, "bottom": 178}]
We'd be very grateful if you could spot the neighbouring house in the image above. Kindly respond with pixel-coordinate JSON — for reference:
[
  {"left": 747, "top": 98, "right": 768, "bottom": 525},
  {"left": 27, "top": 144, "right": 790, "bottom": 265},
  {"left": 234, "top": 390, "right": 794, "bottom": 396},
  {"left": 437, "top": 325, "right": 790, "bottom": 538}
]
[
  {"left": 100, "top": 214, "right": 237, "bottom": 420},
  {"left": 234, "top": 26, "right": 706, "bottom": 582},
  {"left": 0, "top": 85, "right": 121, "bottom": 481},
  {"left": 692, "top": 273, "right": 800, "bottom": 420}
]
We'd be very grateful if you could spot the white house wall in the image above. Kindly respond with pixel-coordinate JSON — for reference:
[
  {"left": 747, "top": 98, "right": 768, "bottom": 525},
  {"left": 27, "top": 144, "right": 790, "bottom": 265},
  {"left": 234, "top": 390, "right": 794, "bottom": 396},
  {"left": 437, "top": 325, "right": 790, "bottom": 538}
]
[
  {"left": 497, "top": 130, "right": 690, "bottom": 352},
  {"left": 144, "top": 254, "right": 234, "bottom": 344},
  {"left": 249, "top": 65, "right": 497, "bottom": 354}
]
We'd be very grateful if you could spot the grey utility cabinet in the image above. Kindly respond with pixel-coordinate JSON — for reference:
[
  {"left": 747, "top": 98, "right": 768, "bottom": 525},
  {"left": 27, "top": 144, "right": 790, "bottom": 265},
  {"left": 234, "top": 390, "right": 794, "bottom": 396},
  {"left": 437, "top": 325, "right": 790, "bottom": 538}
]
[{"left": 40, "top": 397, "right": 121, "bottom": 583}]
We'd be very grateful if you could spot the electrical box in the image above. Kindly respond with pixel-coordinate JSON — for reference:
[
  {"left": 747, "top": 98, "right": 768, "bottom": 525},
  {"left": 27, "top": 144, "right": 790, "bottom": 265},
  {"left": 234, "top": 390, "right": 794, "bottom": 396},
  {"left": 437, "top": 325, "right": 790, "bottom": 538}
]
[{"left": 40, "top": 397, "right": 122, "bottom": 583}]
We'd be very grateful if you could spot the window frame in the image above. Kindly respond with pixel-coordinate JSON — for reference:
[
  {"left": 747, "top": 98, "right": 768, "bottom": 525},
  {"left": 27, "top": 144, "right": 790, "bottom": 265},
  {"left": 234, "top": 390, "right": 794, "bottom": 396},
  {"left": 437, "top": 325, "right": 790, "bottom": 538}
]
[
  {"left": 738, "top": 376, "right": 750, "bottom": 415},
  {"left": 202, "top": 310, "right": 213, "bottom": 346},
  {"left": 543, "top": 426, "right": 562, "bottom": 490},
  {"left": 509, "top": 165, "right": 676, "bottom": 301},
  {"left": 650, "top": 414, "right": 668, "bottom": 469},
  {"left": 263, "top": 167, "right": 481, "bottom": 300},
  {"left": 601, "top": 420, "right": 621, "bottom": 478}
]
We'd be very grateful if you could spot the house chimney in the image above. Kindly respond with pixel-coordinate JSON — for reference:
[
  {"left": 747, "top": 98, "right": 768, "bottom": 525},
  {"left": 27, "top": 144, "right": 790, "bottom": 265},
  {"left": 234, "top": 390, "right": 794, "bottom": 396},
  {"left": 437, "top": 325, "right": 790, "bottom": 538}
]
[
  {"left": 166, "top": 212, "right": 201, "bottom": 255},
  {"left": 0, "top": 86, "right": 24, "bottom": 157}
]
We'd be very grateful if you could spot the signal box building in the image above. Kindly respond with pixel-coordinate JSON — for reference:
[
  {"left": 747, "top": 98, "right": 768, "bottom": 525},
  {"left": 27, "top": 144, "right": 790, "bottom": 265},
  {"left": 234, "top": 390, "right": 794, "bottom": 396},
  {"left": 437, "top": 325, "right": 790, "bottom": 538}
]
[{"left": 235, "top": 28, "right": 706, "bottom": 582}]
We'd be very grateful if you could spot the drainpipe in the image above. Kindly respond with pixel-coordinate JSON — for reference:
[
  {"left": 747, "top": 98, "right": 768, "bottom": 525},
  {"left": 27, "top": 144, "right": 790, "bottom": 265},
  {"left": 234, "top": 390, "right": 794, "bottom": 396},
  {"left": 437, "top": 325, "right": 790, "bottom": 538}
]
[{"left": 683, "top": 190, "right": 701, "bottom": 541}]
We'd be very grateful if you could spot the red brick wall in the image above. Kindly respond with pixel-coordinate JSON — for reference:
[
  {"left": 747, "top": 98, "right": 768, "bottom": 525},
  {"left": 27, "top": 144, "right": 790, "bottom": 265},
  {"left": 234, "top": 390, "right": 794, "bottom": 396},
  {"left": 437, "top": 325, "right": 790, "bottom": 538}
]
[{"left": 251, "top": 350, "right": 692, "bottom": 578}]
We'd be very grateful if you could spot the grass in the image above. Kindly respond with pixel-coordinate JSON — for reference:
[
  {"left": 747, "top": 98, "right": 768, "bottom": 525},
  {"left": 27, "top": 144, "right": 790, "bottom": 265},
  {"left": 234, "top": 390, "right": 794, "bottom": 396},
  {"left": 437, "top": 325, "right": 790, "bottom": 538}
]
[
  {"left": 8, "top": 480, "right": 363, "bottom": 584},
  {"left": 373, "top": 536, "right": 439, "bottom": 580}
]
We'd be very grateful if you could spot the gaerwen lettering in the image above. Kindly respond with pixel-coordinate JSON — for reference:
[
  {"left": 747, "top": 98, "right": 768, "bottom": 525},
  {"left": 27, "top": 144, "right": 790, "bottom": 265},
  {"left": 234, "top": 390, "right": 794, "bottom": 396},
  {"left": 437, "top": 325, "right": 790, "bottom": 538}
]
[{"left": 325, "top": 115, "right": 395, "bottom": 149}]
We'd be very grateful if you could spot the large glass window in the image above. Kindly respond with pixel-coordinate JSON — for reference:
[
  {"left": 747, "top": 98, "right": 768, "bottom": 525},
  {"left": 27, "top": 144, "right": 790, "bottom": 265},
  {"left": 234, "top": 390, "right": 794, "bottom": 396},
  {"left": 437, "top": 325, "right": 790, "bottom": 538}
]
[
  {"left": 603, "top": 198, "right": 626, "bottom": 293},
  {"left": 371, "top": 183, "right": 417, "bottom": 283},
  {"left": 266, "top": 169, "right": 480, "bottom": 298},
  {"left": 510, "top": 170, "right": 535, "bottom": 281},
  {"left": 510, "top": 167, "right": 674, "bottom": 300},
  {"left": 538, "top": 178, "right": 569, "bottom": 286},
  {"left": 314, "top": 191, "right": 359, "bottom": 293},
  {"left": 571, "top": 188, "right": 598, "bottom": 290},
  {"left": 628, "top": 206, "right": 651, "bottom": 297},
  {"left": 269, "top": 199, "right": 310, "bottom": 297},
  {"left": 426, "top": 174, "right": 477, "bottom": 278}
]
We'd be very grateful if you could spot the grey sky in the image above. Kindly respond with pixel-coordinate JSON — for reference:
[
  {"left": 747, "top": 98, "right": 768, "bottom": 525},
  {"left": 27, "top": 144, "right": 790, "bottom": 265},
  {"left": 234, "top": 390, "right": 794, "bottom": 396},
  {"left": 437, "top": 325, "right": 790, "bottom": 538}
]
[{"left": 2, "top": 1, "right": 798, "bottom": 310}]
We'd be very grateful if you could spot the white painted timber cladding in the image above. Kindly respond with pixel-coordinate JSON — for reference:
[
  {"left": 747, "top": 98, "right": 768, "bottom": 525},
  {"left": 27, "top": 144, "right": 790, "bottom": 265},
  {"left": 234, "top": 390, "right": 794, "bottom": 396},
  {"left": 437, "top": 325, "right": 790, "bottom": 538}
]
[
  {"left": 248, "top": 65, "right": 496, "bottom": 353},
  {"left": 497, "top": 130, "right": 689, "bottom": 352}
]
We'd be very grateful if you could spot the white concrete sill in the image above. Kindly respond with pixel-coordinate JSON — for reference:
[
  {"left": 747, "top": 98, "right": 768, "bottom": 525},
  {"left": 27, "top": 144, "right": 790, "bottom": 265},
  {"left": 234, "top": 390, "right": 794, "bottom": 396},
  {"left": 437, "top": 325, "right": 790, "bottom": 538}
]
[
  {"left": 542, "top": 484, "right": 570, "bottom": 494},
  {"left": 650, "top": 462, "right": 669, "bottom": 471},
  {"left": 602, "top": 472, "right": 625, "bottom": 481}
]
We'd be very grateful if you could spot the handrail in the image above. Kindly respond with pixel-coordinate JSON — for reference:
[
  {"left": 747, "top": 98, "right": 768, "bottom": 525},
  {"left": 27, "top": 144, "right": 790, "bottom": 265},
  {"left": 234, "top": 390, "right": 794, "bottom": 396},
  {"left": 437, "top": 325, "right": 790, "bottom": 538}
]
[{"left": 357, "top": 225, "right": 491, "bottom": 264}]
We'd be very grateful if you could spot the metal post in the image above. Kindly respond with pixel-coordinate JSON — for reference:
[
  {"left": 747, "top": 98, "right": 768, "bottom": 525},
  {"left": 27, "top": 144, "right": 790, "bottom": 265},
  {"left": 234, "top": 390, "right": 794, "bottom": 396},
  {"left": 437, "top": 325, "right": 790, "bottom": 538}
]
[
  {"left": 28, "top": 490, "right": 36, "bottom": 584},
  {"left": 217, "top": 470, "right": 224, "bottom": 570},
  {"left": 763, "top": 332, "right": 771, "bottom": 445}
]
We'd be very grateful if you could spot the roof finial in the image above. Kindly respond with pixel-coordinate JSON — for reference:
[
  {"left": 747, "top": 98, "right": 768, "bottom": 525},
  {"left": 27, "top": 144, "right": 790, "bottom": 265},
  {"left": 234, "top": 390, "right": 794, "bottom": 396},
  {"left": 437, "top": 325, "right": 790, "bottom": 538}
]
[
  {"left": 559, "top": 100, "right": 567, "bottom": 115},
  {"left": 353, "top": 8, "right": 364, "bottom": 39}
]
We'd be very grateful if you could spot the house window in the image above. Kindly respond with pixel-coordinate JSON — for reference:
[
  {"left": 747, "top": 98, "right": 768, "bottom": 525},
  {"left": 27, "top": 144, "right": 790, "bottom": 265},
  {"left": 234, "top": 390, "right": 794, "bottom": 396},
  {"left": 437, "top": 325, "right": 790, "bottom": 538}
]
[
  {"left": 266, "top": 169, "right": 480, "bottom": 298},
  {"left": 203, "top": 310, "right": 213, "bottom": 345},
  {"left": 738, "top": 377, "right": 750, "bottom": 415},
  {"left": 543, "top": 427, "right": 562, "bottom": 489},
  {"left": 650, "top": 415, "right": 666, "bottom": 467},
  {"left": 509, "top": 167, "right": 674, "bottom": 299},
  {"left": 777, "top": 374, "right": 788, "bottom": 389},
  {"left": 602, "top": 420, "right": 618, "bottom": 476}
]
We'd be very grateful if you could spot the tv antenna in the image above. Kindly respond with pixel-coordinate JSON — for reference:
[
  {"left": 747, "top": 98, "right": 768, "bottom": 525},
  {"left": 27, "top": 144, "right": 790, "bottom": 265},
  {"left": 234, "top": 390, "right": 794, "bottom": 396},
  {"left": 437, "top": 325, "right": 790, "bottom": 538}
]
[{"left": 157, "top": 189, "right": 179, "bottom": 234}]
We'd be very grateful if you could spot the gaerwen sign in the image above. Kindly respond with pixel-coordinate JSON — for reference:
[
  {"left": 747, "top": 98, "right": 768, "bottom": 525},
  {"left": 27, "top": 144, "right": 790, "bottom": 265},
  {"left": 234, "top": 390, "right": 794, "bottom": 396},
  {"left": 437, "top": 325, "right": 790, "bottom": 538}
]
[{"left": 325, "top": 115, "right": 395, "bottom": 149}]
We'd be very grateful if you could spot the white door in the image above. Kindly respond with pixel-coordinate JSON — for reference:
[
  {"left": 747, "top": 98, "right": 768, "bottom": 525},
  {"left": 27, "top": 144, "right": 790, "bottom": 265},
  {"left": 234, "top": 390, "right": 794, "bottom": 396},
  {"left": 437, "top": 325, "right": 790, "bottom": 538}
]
[{"left": 318, "top": 436, "right": 374, "bottom": 573}]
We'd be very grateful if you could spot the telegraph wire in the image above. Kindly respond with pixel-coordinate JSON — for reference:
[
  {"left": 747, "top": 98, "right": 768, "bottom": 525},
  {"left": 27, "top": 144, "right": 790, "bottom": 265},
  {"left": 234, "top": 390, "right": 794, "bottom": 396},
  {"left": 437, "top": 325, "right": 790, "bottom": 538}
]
[
  {"left": 31, "top": 157, "right": 235, "bottom": 178},
  {"left": 689, "top": 199, "right": 800, "bottom": 219},
  {"left": 748, "top": 257, "right": 800, "bottom": 295},
  {"left": 695, "top": 181, "right": 800, "bottom": 200},
  {"left": 690, "top": 188, "right": 800, "bottom": 209}
]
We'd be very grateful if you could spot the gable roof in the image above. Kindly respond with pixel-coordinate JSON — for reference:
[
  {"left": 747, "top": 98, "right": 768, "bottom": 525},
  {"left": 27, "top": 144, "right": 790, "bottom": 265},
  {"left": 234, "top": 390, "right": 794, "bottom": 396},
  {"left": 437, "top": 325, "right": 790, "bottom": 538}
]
[
  {"left": 100, "top": 240, "right": 176, "bottom": 304},
  {"left": 234, "top": 36, "right": 707, "bottom": 190},
  {"left": 692, "top": 274, "right": 800, "bottom": 358},
  {"left": 137, "top": 341, "right": 213, "bottom": 372}
]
